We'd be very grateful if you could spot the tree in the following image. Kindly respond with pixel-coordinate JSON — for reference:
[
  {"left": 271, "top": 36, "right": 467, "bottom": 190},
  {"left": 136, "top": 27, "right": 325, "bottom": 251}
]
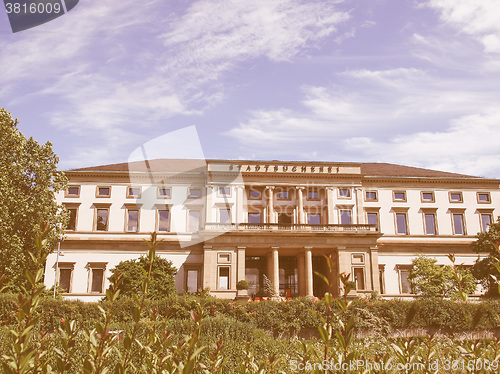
[
  {"left": 0, "top": 109, "right": 67, "bottom": 291},
  {"left": 109, "top": 254, "right": 177, "bottom": 299},
  {"left": 471, "top": 217, "right": 500, "bottom": 295},
  {"left": 408, "top": 255, "right": 476, "bottom": 298}
]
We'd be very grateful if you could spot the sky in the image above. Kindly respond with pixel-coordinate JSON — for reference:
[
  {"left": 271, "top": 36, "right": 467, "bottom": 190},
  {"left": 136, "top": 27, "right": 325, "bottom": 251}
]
[{"left": 1, "top": 0, "right": 500, "bottom": 178}]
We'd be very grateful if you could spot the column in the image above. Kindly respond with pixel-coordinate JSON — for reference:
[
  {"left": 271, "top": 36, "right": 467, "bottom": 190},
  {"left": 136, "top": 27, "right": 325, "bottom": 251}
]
[
  {"left": 272, "top": 247, "right": 280, "bottom": 296},
  {"left": 235, "top": 186, "right": 245, "bottom": 224},
  {"left": 237, "top": 246, "right": 246, "bottom": 282},
  {"left": 296, "top": 187, "right": 305, "bottom": 224},
  {"left": 329, "top": 251, "right": 340, "bottom": 297},
  {"left": 305, "top": 247, "right": 313, "bottom": 297},
  {"left": 297, "top": 253, "right": 305, "bottom": 296},
  {"left": 267, "top": 251, "right": 273, "bottom": 288},
  {"left": 326, "top": 187, "right": 335, "bottom": 224},
  {"left": 266, "top": 186, "right": 275, "bottom": 223}
]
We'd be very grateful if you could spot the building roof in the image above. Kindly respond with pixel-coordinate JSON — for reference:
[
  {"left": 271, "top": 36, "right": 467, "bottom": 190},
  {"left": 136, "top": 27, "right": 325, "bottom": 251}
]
[
  {"left": 359, "top": 163, "right": 477, "bottom": 178},
  {"left": 69, "top": 159, "right": 207, "bottom": 173},
  {"left": 68, "top": 159, "right": 479, "bottom": 179}
]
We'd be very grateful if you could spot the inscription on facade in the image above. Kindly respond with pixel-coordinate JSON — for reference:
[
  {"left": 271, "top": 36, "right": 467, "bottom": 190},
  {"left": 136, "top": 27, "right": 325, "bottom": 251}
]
[{"left": 240, "top": 164, "right": 341, "bottom": 174}]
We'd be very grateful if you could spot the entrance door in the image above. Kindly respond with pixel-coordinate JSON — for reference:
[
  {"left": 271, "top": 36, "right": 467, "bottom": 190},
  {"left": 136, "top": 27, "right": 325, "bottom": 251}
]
[
  {"left": 245, "top": 256, "right": 267, "bottom": 297},
  {"left": 312, "top": 256, "right": 328, "bottom": 298},
  {"left": 279, "top": 256, "right": 298, "bottom": 297}
]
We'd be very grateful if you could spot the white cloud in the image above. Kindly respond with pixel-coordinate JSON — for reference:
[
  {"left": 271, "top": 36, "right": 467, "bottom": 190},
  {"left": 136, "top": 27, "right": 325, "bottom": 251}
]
[
  {"left": 1, "top": 0, "right": 351, "bottom": 169},
  {"left": 0, "top": 0, "right": 161, "bottom": 85},
  {"left": 426, "top": 0, "right": 500, "bottom": 54},
  {"left": 226, "top": 66, "right": 500, "bottom": 177},
  {"left": 346, "top": 110, "right": 500, "bottom": 177},
  {"left": 157, "top": 0, "right": 350, "bottom": 89}
]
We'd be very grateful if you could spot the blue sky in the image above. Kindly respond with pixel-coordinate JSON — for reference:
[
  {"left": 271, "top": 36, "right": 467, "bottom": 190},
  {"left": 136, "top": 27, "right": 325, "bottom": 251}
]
[{"left": 1, "top": 0, "right": 500, "bottom": 178}]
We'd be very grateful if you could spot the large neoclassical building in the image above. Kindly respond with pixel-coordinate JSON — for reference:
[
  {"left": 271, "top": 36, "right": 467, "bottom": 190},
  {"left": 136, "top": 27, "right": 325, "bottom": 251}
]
[{"left": 44, "top": 159, "right": 499, "bottom": 301}]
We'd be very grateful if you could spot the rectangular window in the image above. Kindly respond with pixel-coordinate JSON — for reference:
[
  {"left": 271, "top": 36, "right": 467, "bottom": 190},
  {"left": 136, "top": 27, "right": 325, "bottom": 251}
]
[
  {"left": 186, "top": 269, "right": 199, "bottom": 293},
  {"left": 66, "top": 208, "right": 77, "bottom": 231},
  {"left": 127, "top": 186, "right": 141, "bottom": 198},
  {"left": 424, "top": 213, "right": 436, "bottom": 235},
  {"left": 95, "top": 208, "right": 109, "bottom": 231},
  {"left": 307, "top": 190, "right": 319, "bottom": 200},
  {"left": 353, "top": 268, "right": 365, "bottom": 290},
  {"left": 188, "top": 188, "right": 201, "bottom": 198},
  {"left": 449, "top": 192, "right": 463, "bottom": 203},
  {"left": 158, "top": 187, "right": 171, "bottom": 198},
  {"left": 126, "top": 209, "right": 139, "bottom": 232},
  {"left": 248, "top": 213, "right": 262, "bottom": 224},
  {"left": 477, "top": 192, "right": 491, "bottom": 203},
  {"left": 278, "top": 190, "right": 289, "bottom": 199},
  {"left": 218, "top": 267, "right": 230, "bottom": 290},
  {"left": 395, "top": 213, "right": 408, "bottom": 234},
  {"left": 452, "top": 213, "right": 465, "bottom": 235},
  {"left": 399, "top": 268, "right": 411, "bottom": 294},
  {"left": 249, "top": 189, "right": 261, "bottom": 199},
  {"left": 58, "top": 267, "right": 73, "bottom": 293},
  {"left": 96, "top": 186, "right": 111, "bottom": 198},
  {"left": 65, "top": 186, "right": 80, "bottom": 197},
  {"left": 308, "top": 213, "right": 321, "bottom": 224},
  {"left": 379, "top": 266, "right": 385, "bottom": 294},
  {"left": 188, "top": 210, "right": 200, "bottom": 232},
  {"left": 340, "top": 209, "right": 352, "bottom": 225},
  {"left": 158, "top": 210, "right": 170, "bottom": 232},
  {"left": 339, "top": 188, "right": 351, "bottom": 198},
  {"left": 393, "top": 191, "right": 406, "bottom": 201},
  {"left": 278, "top": 213, "right": 293, "bottom": 224},
  {"left": 481, "top": 213, "right": 492, "bottom": 233},
  {"left": 219, "top": 208, "right": 231, "bottom": 224},
  {"left": 88, "top": 267, "right": 105, "bottom": 293},
  {"left": 421, "top": 192, "right": 435, "bottom": 202},
  {"left": 365, "top": 191, "right": 377, "bottom": 201},
  {"left": 367, "top": 212, "right": 378, "bottom": 229},
  {"left": 218, "top": 186, "right": 231, "bottom": 196}
]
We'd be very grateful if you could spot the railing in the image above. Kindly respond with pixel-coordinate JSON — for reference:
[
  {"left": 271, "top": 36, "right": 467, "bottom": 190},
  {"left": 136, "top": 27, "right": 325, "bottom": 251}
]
[{"left": 203, "top": 223, "right": 377, "bottom": 232}]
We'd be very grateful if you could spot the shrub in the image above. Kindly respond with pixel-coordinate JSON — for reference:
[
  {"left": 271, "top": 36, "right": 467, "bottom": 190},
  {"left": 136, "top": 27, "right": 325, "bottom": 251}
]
[
  {"left": 108, "top": 254, "right": 177, "bottom": 300},
  {"left": 236, "top": 280, "right": 249, "bottom": 290},
  {"left": 408, "top": 254, "right": 476, "bottom": 298}
]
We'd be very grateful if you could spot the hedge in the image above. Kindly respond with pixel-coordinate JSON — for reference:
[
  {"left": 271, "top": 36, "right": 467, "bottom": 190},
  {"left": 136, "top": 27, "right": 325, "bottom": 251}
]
[{"left": 1, "top": 293, "right": 499, "bottom": 334}]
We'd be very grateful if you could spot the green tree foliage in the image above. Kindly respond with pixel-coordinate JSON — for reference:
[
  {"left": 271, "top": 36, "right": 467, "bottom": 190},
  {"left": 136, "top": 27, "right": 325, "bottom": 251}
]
[
  {"left": 109, "top": 254, "right": 177, "bottom": 299},
  {"left": 472, "top": 217, "right": 500, "bottom": 295},
  {"left": 408, "top": 255, "right": 476, "bottom": 298},
  {"left": 0, "top": 109, "right": 67, "bottom": 291}
]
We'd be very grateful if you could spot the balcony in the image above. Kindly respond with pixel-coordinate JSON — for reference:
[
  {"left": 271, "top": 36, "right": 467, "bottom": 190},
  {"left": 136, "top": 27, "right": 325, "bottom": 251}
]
[{"left": 203, "top": 223, "right": 377, "bottom": 233}]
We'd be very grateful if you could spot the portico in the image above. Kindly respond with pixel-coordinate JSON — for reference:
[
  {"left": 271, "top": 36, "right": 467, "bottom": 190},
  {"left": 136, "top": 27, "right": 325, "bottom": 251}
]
[{"left": 199, "top": 224, "right": 380, "bottom": 298}]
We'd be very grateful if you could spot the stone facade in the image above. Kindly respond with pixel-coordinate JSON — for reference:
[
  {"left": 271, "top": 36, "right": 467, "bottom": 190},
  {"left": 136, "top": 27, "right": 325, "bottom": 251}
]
[{"left": 44, "top": 159, "right": 500, "bottom": 301}]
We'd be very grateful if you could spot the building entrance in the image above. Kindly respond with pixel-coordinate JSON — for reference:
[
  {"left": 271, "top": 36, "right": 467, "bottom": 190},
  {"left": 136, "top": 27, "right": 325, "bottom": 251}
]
[
  {"left": 245, "top": 256, "right": 267, "bottom": 297},
  {"left": 279, "top": 256, "right": 298, "bottom": 297},
  {"left": 313, "top": 256, "right": 328, "bottom": 297}
]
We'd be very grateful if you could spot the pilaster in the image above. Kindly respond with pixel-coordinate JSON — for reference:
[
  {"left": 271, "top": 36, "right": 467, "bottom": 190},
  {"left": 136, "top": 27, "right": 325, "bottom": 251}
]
[
  {"left": 237, "top": 246, "right": 246, "bottom": 282},
  {"left": 326, "top": 187, "right": 335, "bottom": 224}
]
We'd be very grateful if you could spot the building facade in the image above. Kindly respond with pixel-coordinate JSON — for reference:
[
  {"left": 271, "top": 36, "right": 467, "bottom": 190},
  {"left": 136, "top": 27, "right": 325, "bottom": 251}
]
[{"left": 44, "top": 159, "right": 500, "bottom": 301}]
